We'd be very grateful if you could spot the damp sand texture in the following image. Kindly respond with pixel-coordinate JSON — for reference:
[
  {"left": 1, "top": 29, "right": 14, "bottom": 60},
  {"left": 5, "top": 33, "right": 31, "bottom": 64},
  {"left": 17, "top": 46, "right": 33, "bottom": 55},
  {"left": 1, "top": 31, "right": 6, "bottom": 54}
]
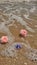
[{"left": 0, "top": 1, "right": 37, "bottom": 65}]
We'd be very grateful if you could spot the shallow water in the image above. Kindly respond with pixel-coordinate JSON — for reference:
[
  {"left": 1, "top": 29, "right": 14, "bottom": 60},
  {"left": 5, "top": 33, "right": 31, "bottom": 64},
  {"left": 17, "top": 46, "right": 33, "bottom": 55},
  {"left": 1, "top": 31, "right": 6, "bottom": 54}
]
[{"left": 0, "top": 1, "right": 37, "bottom": 65}]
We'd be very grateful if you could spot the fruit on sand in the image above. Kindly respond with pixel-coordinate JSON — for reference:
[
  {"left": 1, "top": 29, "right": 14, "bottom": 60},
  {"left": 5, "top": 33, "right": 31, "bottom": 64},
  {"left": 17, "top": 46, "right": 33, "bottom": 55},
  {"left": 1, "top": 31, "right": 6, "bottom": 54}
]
[
  {"left": 0, "top": 36, "right": 8, "bottom": 43},
  {"left": 20, "top": 29, "right": 27, "bottom": 37}
]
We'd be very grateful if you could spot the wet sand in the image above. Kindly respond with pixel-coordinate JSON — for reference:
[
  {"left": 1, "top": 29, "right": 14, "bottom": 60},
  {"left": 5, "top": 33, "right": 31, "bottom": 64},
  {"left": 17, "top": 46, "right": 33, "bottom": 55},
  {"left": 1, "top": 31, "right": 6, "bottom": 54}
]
[{"left": 0, "top": 1, "right": 37, "bottom": 65}]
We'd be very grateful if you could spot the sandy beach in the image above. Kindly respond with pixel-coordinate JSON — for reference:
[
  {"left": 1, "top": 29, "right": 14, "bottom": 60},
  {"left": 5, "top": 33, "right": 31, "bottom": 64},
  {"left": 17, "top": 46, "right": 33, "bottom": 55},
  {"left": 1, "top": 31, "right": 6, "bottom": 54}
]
[{"left": 0, "top": 0, "right": 37, "bottom": 65}]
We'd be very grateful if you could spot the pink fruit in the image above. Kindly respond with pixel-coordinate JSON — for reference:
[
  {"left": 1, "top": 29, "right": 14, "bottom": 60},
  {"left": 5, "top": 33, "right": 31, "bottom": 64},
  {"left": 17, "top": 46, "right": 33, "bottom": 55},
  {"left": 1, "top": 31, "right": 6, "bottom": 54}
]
[
  {"left": 20, "top": 29, "right": 27, "bottom": 37},
  {"left": 1, "top": 36, "right": 8, "bottom": 43}
]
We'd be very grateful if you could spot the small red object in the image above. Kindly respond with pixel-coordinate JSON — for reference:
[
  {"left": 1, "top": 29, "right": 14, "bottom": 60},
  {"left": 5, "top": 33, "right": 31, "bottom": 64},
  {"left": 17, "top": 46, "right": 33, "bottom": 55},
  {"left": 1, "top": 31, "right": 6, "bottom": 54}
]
[
  {"left": 20, "top": 29, "right": 27, "bottom": 37},
  {"left": 1, "top": 36, "right": 8, "bottom": 43}
]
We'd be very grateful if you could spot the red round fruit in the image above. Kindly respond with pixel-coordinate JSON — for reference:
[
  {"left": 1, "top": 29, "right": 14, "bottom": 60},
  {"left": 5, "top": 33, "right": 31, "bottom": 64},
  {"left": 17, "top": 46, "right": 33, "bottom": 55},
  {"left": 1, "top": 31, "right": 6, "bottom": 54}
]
[
  {"left": 1, "top": 36, "right": 8, "bottom": 43},
  {"left": 20, "top": 29, "right": 27, "bottom": 37}
]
